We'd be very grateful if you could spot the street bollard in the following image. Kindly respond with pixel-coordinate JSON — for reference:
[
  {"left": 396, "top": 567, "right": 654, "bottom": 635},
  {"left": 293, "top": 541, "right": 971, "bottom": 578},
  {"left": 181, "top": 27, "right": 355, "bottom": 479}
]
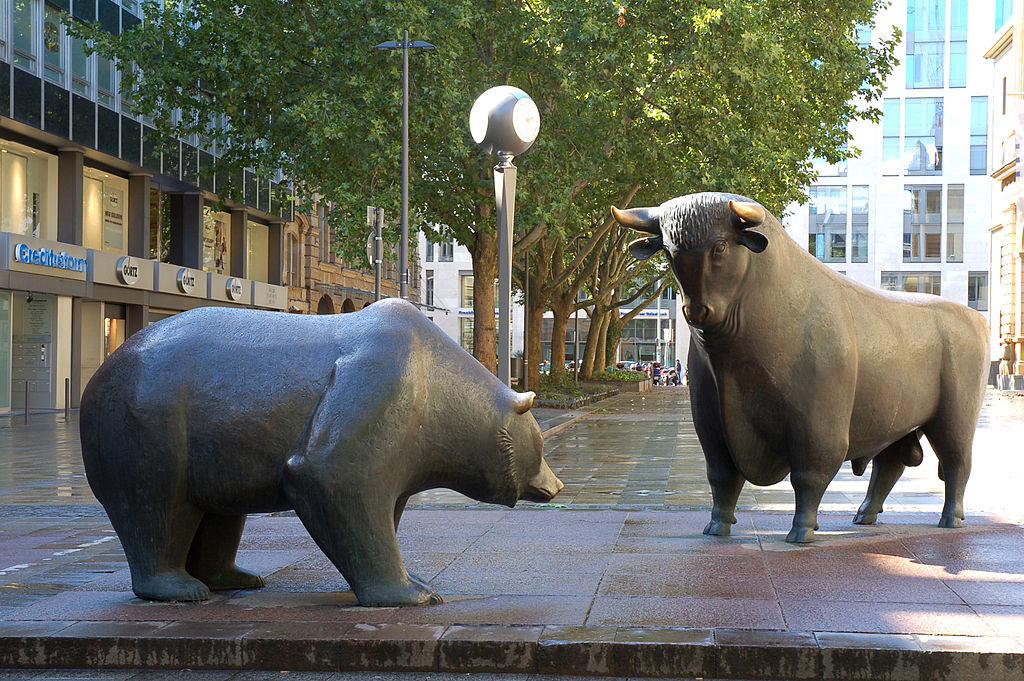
[
  {"left": 64, "top": 378, "right": 71, "bottom": 421},
  {"left": 24, "top": 381, "right": 30, "bottom": 424}
]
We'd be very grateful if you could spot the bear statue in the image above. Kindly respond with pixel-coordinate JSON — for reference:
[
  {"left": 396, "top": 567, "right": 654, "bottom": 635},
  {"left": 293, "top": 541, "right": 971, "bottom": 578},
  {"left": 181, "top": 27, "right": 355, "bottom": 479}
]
[{"left": 80, "top": 298, "right": 563, "bottom": 606}]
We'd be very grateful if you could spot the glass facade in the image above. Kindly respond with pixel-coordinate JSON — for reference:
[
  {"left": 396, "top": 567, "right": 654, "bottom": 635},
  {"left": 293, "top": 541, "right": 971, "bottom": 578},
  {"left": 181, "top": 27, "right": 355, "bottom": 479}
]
[
  {"left": 948, "top": 0, "right": 966, "bottom": 88},
  {"left": 808, "top": 186, "right": 847, "bottom": 263},
  {"left": 881, "top": 271, "right": 941, "bottom": 295},
  {"left": 970, "top": 96, "right": 988, "bottom": 175},
  {"left": 459, "top": 317, "right": 473, "bottom": 353},
  {"left": 851, "top": 185, "right": 869, "bottom": 263},
  {"left": 460, "top": 274, "right": 473, "bottom": 308},
  {"left": 995, "top": 0, "right": 1013, "bottom": 29},
  {"left": 903, "top": 184, "right": 942, "bottom": 262},
  {"left": 906, "top": 0, "right": 945, "bottom": 88},
  {"left": 905, "top": 98, "right": 943, "bottom": 174},
  {"left": 203, "top": 207, "right": 230, "bottom": 274},
  {"left": 82, "top": 168, "right": 127, "bottom": 253},
  {"left": 882, "top": 98, "right": 901, "bottom": 175},
  {"left": 946, "top": 184, "right": 963, "bottom": 263},
  {"left": 0, "top": 141, "right": 56, "bottom": 239},
  {"left": 968, "top": 272, "right": 988, "bottom": 311}
]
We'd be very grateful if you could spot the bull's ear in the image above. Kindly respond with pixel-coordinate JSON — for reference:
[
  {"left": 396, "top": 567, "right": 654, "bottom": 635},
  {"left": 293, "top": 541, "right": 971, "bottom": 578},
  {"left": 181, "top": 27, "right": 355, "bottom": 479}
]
[
  {"left": 737, "top": 230, "right": 768, "bottom": 253},
  {"left": 627, "top": 236, "right": 664, "bottom": 260},
  {"left": 729, "top": 200, "right": 766, "bottom": 227}
]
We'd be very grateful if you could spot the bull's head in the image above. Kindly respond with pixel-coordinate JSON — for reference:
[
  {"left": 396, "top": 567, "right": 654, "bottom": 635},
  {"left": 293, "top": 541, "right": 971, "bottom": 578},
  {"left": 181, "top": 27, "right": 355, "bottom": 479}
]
[{"left": 612, "top": 193, "right": 769, "bottom": 330}]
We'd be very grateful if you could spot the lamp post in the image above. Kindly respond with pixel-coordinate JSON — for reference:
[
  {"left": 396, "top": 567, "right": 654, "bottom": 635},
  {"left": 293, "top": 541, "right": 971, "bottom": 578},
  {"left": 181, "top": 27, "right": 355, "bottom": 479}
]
[
  {"left": 470, "top": 85, "right": 541, "bottom": 386},
  {"left": 375, "top": 30, "right": 435, "bottom": 299}
]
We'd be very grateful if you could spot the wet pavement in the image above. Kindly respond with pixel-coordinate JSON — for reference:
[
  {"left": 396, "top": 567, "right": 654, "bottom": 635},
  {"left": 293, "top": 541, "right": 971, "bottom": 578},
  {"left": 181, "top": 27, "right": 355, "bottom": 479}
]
[{"left": 1, "top": 387, "right": 1024, "bottom": 679}]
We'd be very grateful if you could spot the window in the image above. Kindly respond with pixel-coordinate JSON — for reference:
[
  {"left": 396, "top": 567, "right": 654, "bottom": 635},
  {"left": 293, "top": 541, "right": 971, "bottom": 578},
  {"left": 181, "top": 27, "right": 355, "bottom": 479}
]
[
  {"left": 996, "top": 0, "right": 1013, "bottom": 30},
  {"left": 460, "top": 274, "right": 473, "bottom": 308},
  {"left": 425, "top": 270, "right": 434, "bottom": 307},
  {"left": 82, "top": 169, "right": 127, "bottom": 253},
  {"left": 439, "top": 240, "right": 454, "bottom": 262},
  {"left": 882, "top": 98, "right": 901, "bottom": 175},
  {"left": 247, "top": 221, "right": 269, "bottom": 282},
  {"left": 906, "top": 0, "right": 945, "bottom": 89},
  {"left": 149, "top": 187, "right": 170, "bottom": 262},
  {"left": 286, "top": 233, "right": 300, "bottom": 286},
  {"left": 903, "top": 185, "right": 941, "bottom": 262},
  {"left": 970, "top": 97, "right": 988, "bottom": 175},
  {"left": 12, "top": 0, "right": 36, "bottom": 71},
  {"left": 968, "top": 272, "right": 988, "bottom": 311},
  {"left": 948, "top": 0, "right": 966, "bottom": 87},
  {"left": 851, "top": 185, "right": 869, "bottom": 263},
  {"left": 43, "top": 2, "right": 63, "bottom": 83},
  {"left": 905, "top": 98, "right": 943, "bottom": 174},
  {"left": 947, "top": 184, "right": 963, "bottom": 263},
  {"left": 70, "top": 28, "right": 91, "bottom": 95},
  {"left": 881, "top": 271, "right": 941, "bottom": 295},
  {"left": 97, "top": 56, "right": 115, "bottom": 108},
  {"left": 425, "top": 241, "right": 434, "bottom": 262},
  {"left": 459, "top": 317, "right": 474, "bottom": 354},
  {"left": 318, "top": 203, "right": 329, "bottom": 261},
  {"left": 1, "top": 145, "right": 57, "bottom": 240},
  {"left": 807, "top": 186, "right": 847, "bottom": 263}
]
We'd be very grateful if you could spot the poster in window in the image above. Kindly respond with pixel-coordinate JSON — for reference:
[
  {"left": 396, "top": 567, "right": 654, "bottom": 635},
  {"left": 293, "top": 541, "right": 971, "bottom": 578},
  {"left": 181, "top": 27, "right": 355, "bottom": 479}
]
[{"left": 103, "top": 186, "right": 124, "bottom": 251}]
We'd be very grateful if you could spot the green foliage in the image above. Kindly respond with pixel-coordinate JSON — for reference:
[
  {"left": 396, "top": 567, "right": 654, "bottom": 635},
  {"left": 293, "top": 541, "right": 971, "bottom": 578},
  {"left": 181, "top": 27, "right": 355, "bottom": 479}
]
[{"left": 590, "top": 369, "right": 646, "bottom": 382}]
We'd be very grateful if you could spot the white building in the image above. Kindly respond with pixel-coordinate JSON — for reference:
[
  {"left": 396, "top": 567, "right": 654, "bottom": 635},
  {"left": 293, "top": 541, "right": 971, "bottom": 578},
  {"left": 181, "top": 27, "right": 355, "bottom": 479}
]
[{"left": 785, "top": 0, "right": 996, "bottom": 328}]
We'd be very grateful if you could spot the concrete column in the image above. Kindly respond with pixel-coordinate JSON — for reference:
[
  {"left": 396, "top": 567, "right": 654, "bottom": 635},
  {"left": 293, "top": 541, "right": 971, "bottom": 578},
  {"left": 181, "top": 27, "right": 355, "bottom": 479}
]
[
  {"left": 70, "top": 297, "right": 82, "bottom": 407},
  {"left": 230, "top": 208, "right": 248, "bottom": 278},
  {"left": 268, "top": 220, "right": 284, "bottom": 286},
  {"left": 57, "top": 149, "right": 84, "bottom": 246},
  {"left": 127, "top": 174, "right": 151, "bottom": 259},
  {"left": 126, "top": 304, "right": 148, "bottom": 337},
  {"left": 169, "top": 192, "right": 203, "bottom": 269}
]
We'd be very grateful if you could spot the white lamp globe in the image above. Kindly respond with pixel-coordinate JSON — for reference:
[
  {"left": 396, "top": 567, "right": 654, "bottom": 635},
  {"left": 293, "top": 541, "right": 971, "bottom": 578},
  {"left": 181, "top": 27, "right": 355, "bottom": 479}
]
[{"left": 470, "top": 86, "right": 541, "bottom": 156}]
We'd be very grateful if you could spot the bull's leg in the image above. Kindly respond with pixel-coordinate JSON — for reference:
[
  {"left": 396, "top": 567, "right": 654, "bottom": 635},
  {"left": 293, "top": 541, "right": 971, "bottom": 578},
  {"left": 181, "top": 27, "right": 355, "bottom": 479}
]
[
  {"left": 689, "top": 340, "right": 744, "bottom": 537},
  {"left": 922, "top": 425, "right": 972, "bottom": 528},
  {"left": 853, "top": 434, "right": 919, "bottom": 525},
  {"left": 787, "top": 470, "right": 832, "bottom": 543},
  {"left": 186, "top": 513, "right": 265, "bottom": 591}
]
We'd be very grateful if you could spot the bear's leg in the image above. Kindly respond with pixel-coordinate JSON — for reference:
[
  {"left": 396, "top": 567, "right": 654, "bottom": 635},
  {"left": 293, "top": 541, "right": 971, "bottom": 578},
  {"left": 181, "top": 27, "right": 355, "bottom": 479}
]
[
  {"left": 112, "top": 501, "right": 211, "bottom": 602},
  {"left": 393, "top": 494, "right": 432, "bottom": 592},
  {"left": 186, "top": 513, "right": 265, "bottom": 591}
]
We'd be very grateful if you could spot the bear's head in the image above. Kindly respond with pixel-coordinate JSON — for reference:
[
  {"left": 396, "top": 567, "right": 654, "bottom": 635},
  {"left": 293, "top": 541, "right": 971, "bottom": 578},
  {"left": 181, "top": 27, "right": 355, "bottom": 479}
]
[{"left": 489, "top": 391, "right": 564, "bottom": 507}]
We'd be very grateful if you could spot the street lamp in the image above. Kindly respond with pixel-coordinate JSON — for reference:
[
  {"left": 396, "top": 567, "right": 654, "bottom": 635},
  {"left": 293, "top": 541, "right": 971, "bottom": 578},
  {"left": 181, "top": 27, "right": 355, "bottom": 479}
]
[
  {"left": 470, "top": 85, "right": 541, "bottom": 386},
  {"left": 375, "top": 30, "right": 435, "bottom": 300}
]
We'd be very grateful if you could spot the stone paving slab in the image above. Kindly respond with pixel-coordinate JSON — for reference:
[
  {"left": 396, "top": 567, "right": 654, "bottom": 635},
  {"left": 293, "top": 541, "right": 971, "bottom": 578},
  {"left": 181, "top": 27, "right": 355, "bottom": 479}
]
[{"left": 3, "top": 387, "right": 1024, "bottom": 678}]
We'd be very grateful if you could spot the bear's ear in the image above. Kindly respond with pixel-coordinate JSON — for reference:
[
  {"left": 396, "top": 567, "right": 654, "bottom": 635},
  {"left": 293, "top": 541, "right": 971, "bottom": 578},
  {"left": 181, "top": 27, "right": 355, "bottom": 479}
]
[{"left": 513, "top": 391, "right": 535, "bottom": 414}]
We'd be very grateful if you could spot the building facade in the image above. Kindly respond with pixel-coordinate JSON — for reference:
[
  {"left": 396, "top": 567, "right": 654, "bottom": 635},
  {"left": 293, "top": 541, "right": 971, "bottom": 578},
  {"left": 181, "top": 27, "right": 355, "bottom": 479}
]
[
  {"left": 0, "top": 0, "right": 302, "bottom": 412},
  {"left": 786, "top": 0, "right": 996, "bottom": 333},
  {"left": 986, "top": 0, "right": 1023, "bottom": 387}
]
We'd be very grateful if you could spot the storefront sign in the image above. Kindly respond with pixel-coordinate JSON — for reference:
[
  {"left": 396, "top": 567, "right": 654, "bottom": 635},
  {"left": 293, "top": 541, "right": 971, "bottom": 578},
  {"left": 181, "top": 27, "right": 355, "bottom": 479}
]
[
  {"left": 116, "top": 256, "right": 140, "bottom": 285},
  {"left": 252, "top": 281, "right": 287, "bottom": 310},
  {"left": 177, "top": 268, "right": 197, "bottom": 294},
  {"left": 226, "top": 278, "right": 243, "bottom": 301},
  {"left": 13, "top": 243, "right": 88, "bottom": 273}
]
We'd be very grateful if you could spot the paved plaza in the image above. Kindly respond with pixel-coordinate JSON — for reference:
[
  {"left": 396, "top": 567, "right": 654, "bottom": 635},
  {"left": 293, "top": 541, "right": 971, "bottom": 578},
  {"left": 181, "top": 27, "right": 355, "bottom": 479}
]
[{"left": 1, "top": 387, "right": 1024, "bottom": 679}]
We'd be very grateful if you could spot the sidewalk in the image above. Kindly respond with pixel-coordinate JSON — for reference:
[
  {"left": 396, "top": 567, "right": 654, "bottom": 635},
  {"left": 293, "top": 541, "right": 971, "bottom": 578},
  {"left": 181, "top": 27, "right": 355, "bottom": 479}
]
[{"left": 2, "top": 388, "right": 1024, "bottom": 679}]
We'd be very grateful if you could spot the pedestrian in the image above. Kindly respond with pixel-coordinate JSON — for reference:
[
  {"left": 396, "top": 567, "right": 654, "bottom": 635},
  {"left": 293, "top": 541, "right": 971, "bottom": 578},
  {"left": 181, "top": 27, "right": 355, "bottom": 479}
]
[{"left": 675, "top": 359, "right": 682, "bottom": 386}]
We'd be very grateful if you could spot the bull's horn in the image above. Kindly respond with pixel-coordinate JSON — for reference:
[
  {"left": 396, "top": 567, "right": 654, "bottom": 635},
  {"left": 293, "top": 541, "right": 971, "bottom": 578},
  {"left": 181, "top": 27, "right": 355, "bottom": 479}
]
[
  {"left": 512, "top": 391, "right": 535, "bottom": 414},
  {"left": 729, "top": 200, "right": 766, "bottom": 227},
  {"left": 610, "top": 205, "right": 661, "bottom": 235}
]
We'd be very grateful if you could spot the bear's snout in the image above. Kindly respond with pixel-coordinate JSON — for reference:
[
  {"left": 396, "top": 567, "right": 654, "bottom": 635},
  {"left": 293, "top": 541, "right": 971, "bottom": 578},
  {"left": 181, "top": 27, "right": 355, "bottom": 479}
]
[{"left": 521, "top": 458, "right": 564, "bottom": 502}]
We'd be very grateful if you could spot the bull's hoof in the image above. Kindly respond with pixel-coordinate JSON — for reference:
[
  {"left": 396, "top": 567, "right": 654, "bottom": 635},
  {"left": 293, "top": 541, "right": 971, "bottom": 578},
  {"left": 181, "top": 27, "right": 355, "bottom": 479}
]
[
  {"left": 133, "top": 572, "right": 212, "bottom": 602},
  {"left": 938, "top": 515, "right": 963, "bottom": 528},
  {"left": 703, "top": 520, "right": 733, "bottom": 536},
  {"left": 356, "top": 579, "right": 443, "bottom": 607},
  {"left": 197, "top": 566, "right": 266, "bottom": 591},
  {"left": 785, "top": 526, "right": 815, "bottom": 543},
  {"left": 853, "top": 506, "right": 879, "bottom": 525}
]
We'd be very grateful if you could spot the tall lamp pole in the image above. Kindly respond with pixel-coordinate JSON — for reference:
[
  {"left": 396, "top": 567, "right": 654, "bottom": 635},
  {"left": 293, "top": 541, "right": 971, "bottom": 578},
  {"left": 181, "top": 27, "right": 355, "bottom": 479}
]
[
  {"left": 470, "top": 86, "right": 541, "bottom": 386},
  {"left": 375, "top": 31, "right": 435, "bottom": 299}
]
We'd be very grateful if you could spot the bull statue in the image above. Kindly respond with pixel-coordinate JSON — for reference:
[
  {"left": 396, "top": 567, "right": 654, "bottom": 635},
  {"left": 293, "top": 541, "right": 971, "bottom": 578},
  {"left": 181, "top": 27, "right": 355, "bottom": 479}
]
[
  {"left": 81, "top": 299, "right": 563, "bottom": 606},
  {"left": 613, "top": 192, "right": 989, "bottom": 543}
]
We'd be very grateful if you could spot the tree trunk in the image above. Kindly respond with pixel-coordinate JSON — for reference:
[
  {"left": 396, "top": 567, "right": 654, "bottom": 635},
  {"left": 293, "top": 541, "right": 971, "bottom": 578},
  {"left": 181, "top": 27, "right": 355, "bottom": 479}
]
[
  {"left": 593, "top": 311, "right": 611, "bottom": 374},
  {"left": 469, "top": 229, "right": 498, "bottom": 374},
  {"left": 549, "top": 299, "right": 570, "bottom": 380},
  {"left": 605, "top": 314, "right": 622, "bottom": 368},
  {"left": 526, "top": 268, "right": 546, "bottom": 391},
  {"left": 579, "top": 307, "right": 602, "bottom": 380}
]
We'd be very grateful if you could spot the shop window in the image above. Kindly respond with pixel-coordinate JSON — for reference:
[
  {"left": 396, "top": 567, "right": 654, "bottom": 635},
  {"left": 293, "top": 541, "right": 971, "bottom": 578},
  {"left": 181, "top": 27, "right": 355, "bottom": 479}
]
[
  {"left": 905, "top": 98, "right": 943, "bottom": 175},
  {"left": 82, "top": 169, "right": 126, "bottom": 252},
  {"left": 202, "top": 207, "right": 230, "bottom": 274},
  {"left": 246, "top": 221, "right": 269, "bottom": 282},
  {"left": 0, "top": 292, "right": 9, "bottom": 409},
  {"left": 881, "top": 271, "right": 940, "bottom": 295},
  {"left": 459, "top": 317, "right": 474, "bottom": 354},
  {"left": 903, "top": 184, "right": 941, "bottom": 263},
  {"left": 946, "top": 184, "right": 963, "bottom": 263},
  {"left": 460, "top": 274, "right": 473, "bottom": 308},
  {"left": 807, "top": 185, "right": 847, "bottom": 263},
  {"left": 103, "top": 303, "right": 125, "bottom": 359},
  {"left": 0, "top": 144, "right": 56, "bottom": 240},
  {"left": 968, "top": 272, "right": 988, "bottom": 311}
]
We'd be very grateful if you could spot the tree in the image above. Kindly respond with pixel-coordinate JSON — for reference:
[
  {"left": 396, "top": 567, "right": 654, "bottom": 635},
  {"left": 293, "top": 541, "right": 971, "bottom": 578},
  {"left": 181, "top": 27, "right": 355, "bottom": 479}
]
[{"left": 77, "top": 0, "right": 897, "bottom": 374}]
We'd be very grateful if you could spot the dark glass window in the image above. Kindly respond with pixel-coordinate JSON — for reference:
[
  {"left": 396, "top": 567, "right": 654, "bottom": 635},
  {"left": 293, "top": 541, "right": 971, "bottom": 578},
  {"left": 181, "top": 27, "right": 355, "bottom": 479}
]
[
  {"left": 43, "top": 82, "right": 69, "bottom": 136},
  {"left": 71, "top": 93, "right": 95, "bottom": 147},
  {"left": 97, "top": 105, "right": 119, "bottom": 155},
  {"left": 120, "top": 116, "right": 140, "bottom": 164},
  {"left": 181, "top": 144, "right": 197, "bottom": 184},
  {"left": 12, "top": 69, "right": 42, "bottom": 128},
  {"left": 72, "top": 0, "right": 95, "bottom": 23},
  {"left": 98, "top": 0, "right": 120, "bottom": 33},
  {"left": 142, "top": 126, "right": 160, "bottom": 172}
]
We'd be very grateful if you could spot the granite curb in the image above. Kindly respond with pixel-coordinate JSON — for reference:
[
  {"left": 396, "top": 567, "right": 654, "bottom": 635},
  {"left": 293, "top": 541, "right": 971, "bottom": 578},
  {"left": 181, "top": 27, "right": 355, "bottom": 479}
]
[{"left": 2, "top": 623, "right": 1022, "bottom": 680}]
